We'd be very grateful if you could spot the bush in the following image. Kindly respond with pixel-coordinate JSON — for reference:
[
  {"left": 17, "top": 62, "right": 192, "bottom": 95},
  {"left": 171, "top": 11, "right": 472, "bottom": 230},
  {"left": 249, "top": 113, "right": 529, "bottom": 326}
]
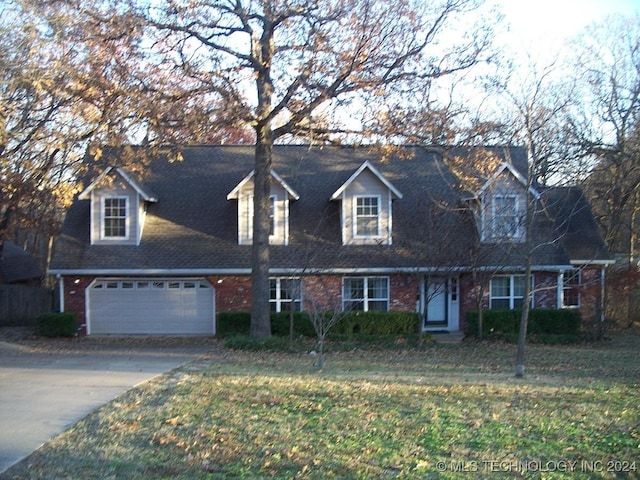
[
  {"left": 217, "top": 311, "right": 316, "bottom": 337},
  {"left": 217, "top": 311, "right": 420, "bottom": 338},
  {"left": 36, "top": 312, "right": 77, "bottom": 337},
  {"left": 270, "top": 311, "right": 316, "bottom": 337},
  {"left": 466, "top": 309, "right": 582, "bottom": 343},
  {"left": 217, "top": 312, "right": 251, "bottom": 336},
  {"left": 330, "top": 311, "right": 419, "bottom": 336}
]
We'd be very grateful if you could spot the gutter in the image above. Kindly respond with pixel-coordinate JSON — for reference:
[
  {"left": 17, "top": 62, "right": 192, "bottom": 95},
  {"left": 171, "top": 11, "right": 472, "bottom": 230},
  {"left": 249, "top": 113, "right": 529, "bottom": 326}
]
[{"left": 50, "top": 264, "right": 583, "bottom": 277}]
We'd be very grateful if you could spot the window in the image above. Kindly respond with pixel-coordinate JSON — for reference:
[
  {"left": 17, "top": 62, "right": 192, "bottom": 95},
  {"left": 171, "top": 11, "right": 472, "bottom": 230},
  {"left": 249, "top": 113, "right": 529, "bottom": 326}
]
[
  {"left": 490, "top": 275, "right": 528, "bottom": 309},
  {"left": 491, "top": 194, "right": 520, "bottom": 239},
  {"left": 269, "top": 278, "right": 302, "bottom": 312},
  {"left": 563, "top": 269, "right": 581, "bottom": 308},
  {"left": 269, "top": 196, "right": 276, "bottom": 236},
  {"left": 343, "top": 277, "right": 389, "bottom": 312},
  {"left": 355, "top": 196, "right": 380, "bottom": 237},
  {"left": 103, "top": 197, "right": 127, "bottom": 238},
  {"left": 246, "top": 195, "right": 277, "bottom": 239}
]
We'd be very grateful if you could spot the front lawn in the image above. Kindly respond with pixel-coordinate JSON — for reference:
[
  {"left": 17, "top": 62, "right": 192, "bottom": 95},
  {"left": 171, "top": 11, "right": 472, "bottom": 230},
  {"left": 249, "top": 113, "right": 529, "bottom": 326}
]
[{"left": 3, "top": 334, "right": 638, "bottom": 479}]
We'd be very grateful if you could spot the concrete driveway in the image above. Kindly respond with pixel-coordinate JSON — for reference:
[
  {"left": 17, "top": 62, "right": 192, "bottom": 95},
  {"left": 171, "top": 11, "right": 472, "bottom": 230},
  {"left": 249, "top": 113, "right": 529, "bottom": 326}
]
[{"left": 0, "top": 336, "right": 212, "bottom": 474}]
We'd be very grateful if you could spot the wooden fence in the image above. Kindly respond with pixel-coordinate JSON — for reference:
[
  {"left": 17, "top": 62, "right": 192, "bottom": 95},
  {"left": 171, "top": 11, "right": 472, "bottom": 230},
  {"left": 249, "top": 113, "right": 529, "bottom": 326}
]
[{"left": 0, "top": 285, "right": 54, "bottom": 326}]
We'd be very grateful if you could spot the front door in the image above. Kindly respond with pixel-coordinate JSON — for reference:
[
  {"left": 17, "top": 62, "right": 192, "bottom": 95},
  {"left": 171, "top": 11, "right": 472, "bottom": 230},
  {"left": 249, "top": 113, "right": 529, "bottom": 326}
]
[
  {"left": 424, "top": 277, "right": 447, "bottom": 327},
  {"left": 422, "top": 276, "right": 459, "bottom": 331}
]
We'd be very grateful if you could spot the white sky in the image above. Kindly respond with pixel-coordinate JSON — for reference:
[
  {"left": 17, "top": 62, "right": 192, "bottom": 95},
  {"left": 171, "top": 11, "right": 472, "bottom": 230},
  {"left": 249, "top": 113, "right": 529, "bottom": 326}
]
[{"left": 496, "top": 0, "right": 639, "bottom": 60}]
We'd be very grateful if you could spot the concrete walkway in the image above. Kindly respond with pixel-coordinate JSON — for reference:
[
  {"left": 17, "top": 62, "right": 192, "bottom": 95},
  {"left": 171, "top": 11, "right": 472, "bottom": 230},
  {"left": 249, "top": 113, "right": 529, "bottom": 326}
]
[{"left": 0, "top": 338, "right": 211, "bottom": 474}]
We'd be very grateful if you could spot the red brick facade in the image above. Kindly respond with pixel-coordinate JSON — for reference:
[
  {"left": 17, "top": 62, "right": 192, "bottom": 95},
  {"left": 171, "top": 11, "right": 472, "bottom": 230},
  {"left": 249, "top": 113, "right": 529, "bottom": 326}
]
[{"left": 61, "top": 268, "right": 603, "bottom": 335}]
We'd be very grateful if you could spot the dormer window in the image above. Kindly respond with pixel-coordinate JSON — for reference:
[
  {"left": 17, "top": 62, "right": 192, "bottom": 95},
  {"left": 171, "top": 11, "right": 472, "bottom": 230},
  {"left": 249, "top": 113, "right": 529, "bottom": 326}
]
[
  {"left": 245, "top": 195, "right": 277, "bottom": 239},
  {"left": 331, "top": 161, "right": 402, "bottom": 246},
  {"left": 78, "top": 166, "right": 157, "bottom": 246},
  {"left": 491, "top": 194, "right": 521, "bottom": 239},
  {"left": 103, "top": 197, "right": 128, "bottom": 239},
  {"left": 355, "top": 196, "right": 380, "bottom": 237},
  {"left": 474, "top": 162, "right": 539, "bottom": 243},
  {"left": 228, "top": 169, "right": 299, "bottom": 246}
]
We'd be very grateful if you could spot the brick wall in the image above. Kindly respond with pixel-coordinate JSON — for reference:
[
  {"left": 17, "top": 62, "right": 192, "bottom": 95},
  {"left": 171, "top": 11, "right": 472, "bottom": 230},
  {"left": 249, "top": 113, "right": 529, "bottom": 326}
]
[
  {"left": 207, "top": 275, "right": 252, "bottom": 311},
  {"left": 62, "top": 276, "right": 94, "bottom": 334}
]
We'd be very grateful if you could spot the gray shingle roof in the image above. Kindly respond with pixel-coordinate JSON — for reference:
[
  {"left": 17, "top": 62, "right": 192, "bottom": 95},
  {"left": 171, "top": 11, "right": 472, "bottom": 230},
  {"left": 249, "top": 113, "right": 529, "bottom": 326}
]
[
  {"left": 49, "top": 145, "right": 610, "bottom": 274},
  {"left": 1, "top": 241, "right": 42, "bottom": 283}
]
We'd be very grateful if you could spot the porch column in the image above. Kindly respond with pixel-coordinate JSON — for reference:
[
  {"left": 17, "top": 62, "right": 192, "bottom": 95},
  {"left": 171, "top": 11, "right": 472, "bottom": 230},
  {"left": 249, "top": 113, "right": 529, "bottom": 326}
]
[
  {"left": 600, "top": 266, "right": 606, "bottom": 323},
  {"left": 557, "top": 271, "right": 564, "bottom": 309}
]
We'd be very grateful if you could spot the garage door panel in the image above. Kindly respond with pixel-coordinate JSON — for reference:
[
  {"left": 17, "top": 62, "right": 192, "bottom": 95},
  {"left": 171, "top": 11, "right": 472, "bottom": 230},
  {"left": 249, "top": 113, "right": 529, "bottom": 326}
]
[{"left": 88, "top": 279, "right": 215, "bottom": 335}]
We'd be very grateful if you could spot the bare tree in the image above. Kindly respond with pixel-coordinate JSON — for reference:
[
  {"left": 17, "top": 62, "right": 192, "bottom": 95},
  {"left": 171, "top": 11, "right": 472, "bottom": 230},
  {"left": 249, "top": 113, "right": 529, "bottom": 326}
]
[
  {"left": 569, "top": 15, "right": 640, "bottom": 260},
  {"left": 83, "top": 0, "right": 496, "bottom": 340}
]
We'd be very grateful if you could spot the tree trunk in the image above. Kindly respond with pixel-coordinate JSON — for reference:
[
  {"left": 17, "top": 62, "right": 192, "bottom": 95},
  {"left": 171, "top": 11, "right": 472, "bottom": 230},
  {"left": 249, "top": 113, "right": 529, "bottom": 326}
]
[
  {"left": 516, "top": 242, "right": 533, "bottom": 378},
  {"left": 250, "top": 132, "right": 273, "bottom": 340},
  {"left": 249, "top": 14, "right": 276, "bottom": 340}
]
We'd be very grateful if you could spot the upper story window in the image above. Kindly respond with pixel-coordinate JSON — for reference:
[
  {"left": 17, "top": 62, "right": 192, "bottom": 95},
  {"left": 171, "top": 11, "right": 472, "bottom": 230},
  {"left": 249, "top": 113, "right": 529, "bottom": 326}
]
[
  {"left": 490, "top": 194, "right": 522, "bottom": 240},
  {"left": 331, "top": 162, "right": 402, "bottom": 246},
  {"left": 228, "top": 169, "right": 299, "bottom": 246},
  {"left": 79, "top": 166, "right": 157, "bottom": 246},
  {"left": 269, "top": 196, "right": 276, "bottom": 236},
  {"left": 102, "top": 197, "right": 128, "bottom": 239},
  {"left": 343, "top": 276, "right": 389, "bottom": 312},
  {"left": 244, "top": 195, "right": 277, "bottom": 240},
  {"left": 355, "top": 196, "right": 380, "bottom": 237}
]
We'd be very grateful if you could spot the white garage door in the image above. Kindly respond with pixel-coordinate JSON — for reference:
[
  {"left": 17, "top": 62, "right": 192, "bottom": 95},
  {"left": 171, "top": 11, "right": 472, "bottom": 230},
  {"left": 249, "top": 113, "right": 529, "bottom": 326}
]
[{"left": 88, "top": 278, "right": 215, "bottom": 335}]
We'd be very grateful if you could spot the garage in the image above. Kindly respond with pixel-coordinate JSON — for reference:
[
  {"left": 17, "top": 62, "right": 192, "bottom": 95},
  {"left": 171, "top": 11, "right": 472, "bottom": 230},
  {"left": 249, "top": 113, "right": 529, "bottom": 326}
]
[{"left": 87, "top": 278, "right": 215, "bottom": 335}]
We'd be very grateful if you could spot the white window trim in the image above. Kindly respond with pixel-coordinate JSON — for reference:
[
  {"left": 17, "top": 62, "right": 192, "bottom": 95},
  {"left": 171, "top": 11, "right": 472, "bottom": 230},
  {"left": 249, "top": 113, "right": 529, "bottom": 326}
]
[
  {"left": 101, "top": 196, "right": 129, "bottom": 240},
  {"left": 353, "top": 195, "right": 382, "bottom": 239},
  {"left": 342, "top": 276, "right": 390, "bottom": 312}
]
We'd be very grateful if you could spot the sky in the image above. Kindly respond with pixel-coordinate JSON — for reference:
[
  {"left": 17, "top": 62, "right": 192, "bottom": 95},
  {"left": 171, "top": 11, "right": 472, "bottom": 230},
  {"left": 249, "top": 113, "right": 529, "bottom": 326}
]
[{"left": 496, "top": 0, "right": 639, "bottom": 61}]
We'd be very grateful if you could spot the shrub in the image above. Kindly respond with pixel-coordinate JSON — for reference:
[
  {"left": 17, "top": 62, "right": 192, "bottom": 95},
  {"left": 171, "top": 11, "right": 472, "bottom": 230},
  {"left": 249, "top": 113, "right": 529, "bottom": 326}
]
[
  {"left": 216, "top": 312, "right": 251, "bottom": 336},
  {"left": 217, "top": 312, "right": 316, "bottom": 337},
  {"left": 270, "top": 311, "right": 316, "bottom": 337},
  {"left": 217, "top": 311, "right": 420, "bottom": 338},
  {"left": 36, "top": 312, "right": 77, "bottom": 337},
  {"left": 330, "top": 311, "right": 419, "bottom": 336},
  {"left": 466, "top": 309, "right": 582, "bottom": 343}
]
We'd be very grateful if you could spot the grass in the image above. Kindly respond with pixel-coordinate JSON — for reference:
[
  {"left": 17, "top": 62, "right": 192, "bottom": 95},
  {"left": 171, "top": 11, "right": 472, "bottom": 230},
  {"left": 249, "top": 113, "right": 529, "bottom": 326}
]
[{"left": 3, "top": 334, "right": 639, "bottom": 480}]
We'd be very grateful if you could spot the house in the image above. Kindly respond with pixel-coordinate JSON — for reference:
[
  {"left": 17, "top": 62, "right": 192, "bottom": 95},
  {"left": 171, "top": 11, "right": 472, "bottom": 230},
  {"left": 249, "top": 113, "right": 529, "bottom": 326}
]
[{"left": 48, "top": 145, "right": 612, "bottom": 336}]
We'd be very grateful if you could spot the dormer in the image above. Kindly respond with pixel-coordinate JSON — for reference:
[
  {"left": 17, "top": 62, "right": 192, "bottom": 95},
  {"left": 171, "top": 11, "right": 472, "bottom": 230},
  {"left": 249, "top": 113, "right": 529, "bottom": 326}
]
[
  {"left": 331, "top": 161, "right": 403, "bottom": 245},
  {"left": 474, "top": 162, "right": 539, "bottom": 243},
  {"left": 78, "top": 167, "right": 157, "bottom": 246},
  {"left": 227, "top": 169, "right": 299, "bottom": 246}
]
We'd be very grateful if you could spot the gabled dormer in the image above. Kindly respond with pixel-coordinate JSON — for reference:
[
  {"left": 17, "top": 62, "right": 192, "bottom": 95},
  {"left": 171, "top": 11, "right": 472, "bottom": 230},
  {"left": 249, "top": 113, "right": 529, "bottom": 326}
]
[
  {"left": 330, "top": 161, "right": 403, "bottom": 245},
  {"left": 227, "top": 169, "right": 299, "bottom": 246},
  {"left": 474, "top": 162, "right": 539, "bottom": 243},
  {"left": 78, "top": 167, "right": 157, "bottom": 246}
]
